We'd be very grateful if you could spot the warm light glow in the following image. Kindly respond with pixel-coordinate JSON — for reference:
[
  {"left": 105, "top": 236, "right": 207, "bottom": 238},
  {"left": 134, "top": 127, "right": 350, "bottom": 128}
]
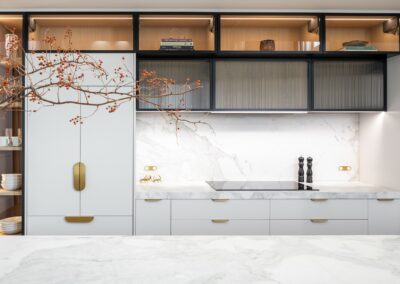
[
  {"left": 222, "top": 17, "right": 315, "bottom": 21},
  {"left": 141, "top": 17, "right": 213, "bottom": 21},
  {"left": 31, "top": 16, "right": 132, "bottom": 20},
  {"left": 0, "top": 16, "right": 22, "bottom": 20},
  {"left": 326, "top": 18, "right": 393, "bottom": 21}
]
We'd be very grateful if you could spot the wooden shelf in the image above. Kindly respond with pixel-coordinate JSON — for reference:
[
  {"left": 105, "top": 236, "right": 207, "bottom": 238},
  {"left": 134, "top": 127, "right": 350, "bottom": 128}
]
[
  {"left": 326, "top": 16, "right": 399, "bottom": 52},
  {"left": 0, "top": 189, "right": 22, "bottom": 196},
  {"left": 139, "top": 15, "right": 215, "bottom": 51},
  {"left": 220, "top": 15, "right": 320, "bottom": 52},
  {"left": 28, "top": 14, "right": 134, "bottom": 51},
  {"left": 0, "top": 146, "right": 22, "bottom": 151}
]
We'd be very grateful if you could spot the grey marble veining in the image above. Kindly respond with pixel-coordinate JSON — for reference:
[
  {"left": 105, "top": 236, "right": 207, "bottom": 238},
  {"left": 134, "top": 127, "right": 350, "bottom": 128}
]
[
  {"left": 0, "top": 236, "right": 399, "bottom": 284},
  {"left": 135, "top": 182, "right": 400, "bottom": 199},
  {"left": 136, "top": 113, "right": 359, "bottom": 183}
]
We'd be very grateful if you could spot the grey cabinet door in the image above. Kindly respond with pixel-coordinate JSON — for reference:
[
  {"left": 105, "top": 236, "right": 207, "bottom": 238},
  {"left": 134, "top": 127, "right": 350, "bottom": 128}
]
[
  {"left": 215, "top": 60, "right": 308, "bottom": 110},
  {"left": 313, "top": 60, "right": 384, "bottom": 110},
  {"left": 138, "top": 60, "right": 210, "bottom": 110}
]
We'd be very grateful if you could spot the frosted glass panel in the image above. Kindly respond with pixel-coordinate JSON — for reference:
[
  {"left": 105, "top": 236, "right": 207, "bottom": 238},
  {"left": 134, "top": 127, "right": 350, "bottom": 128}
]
[
  {"left": 138, "top": 60, "right": 210, "bottom": 110},
  {"left": 216, "top": 61, "right": 308, "bottom": 110},
  {"left": 314, "top": 61, "right": 384, "bottom": 110}
]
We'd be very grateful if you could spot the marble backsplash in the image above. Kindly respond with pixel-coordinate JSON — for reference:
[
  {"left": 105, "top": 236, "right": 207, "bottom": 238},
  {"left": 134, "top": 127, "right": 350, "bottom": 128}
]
[{"left": 136, "top": 113, "right": 359, "bottom": 183}]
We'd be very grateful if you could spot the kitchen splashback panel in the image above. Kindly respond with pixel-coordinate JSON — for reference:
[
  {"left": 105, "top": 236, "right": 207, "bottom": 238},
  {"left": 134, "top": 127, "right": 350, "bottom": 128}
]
[{"left": 136, "top": 113, "right": 359, "bottom": 183}]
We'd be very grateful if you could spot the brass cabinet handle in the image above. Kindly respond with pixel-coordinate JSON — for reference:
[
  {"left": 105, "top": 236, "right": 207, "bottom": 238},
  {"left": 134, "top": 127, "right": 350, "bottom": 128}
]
[
  {"left": 310, "top": 219, "right": 328, "bottom": 223},
  {"left": 211, "top": 199, "right": 229, "bottom": 202},
  {"left": 310, "top": 198, "right": 328, "bottom": 202},
  {"left": 211, "top": 219, "right": 229, "bottom": 223},
  {"left": 377, "top": 198, "right": 395, "bottom": 201},
  {"left": 65, "top": 216, "right": 94, "bottom": 223},
  {"left": 144, "top": 199, "right": 162, "bottom": 202},
  {"left": 73, "top": 162, "right": 86, "bottom": 191}
]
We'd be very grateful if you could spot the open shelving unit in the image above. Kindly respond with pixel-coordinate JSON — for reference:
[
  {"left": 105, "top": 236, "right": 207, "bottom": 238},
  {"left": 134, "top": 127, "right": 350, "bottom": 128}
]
[{"left": 0, "top": 13, "right": 24, "bottom": 236}]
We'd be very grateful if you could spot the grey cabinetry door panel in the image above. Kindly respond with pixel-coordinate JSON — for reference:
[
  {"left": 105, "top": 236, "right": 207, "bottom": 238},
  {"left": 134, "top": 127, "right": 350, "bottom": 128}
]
[
  {"left": 313, "top": 60, "right": 384, "bottom": 110},
  {"left": 216, "top": 60, "right": 308, "bottom": 110},
  {"left": 138, "top": 60, "right": 210, "bottom": 110}
]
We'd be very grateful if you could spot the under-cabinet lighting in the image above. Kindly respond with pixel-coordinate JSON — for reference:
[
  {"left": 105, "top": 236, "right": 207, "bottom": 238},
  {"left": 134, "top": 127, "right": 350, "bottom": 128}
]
[
  {"left": 221, "top": 17, "right": 314, "bottom": 21},
  {"left": 326, "top": 18, "right": 393, "bottom": 21},
  {"left": 0, "top": 16, "right": 22, "bottom": 20},
  {"left": 140, "top": 17, "right": 212, "bottom": 20},
  {"left": 30, "top": 17, "right": 132, "bottom": 20}
]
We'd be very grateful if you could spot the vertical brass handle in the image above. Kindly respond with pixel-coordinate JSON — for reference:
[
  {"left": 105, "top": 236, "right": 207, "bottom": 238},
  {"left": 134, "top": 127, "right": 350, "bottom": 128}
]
[{"left": 73, "top": 162, "right": 86, "bottom": 191}]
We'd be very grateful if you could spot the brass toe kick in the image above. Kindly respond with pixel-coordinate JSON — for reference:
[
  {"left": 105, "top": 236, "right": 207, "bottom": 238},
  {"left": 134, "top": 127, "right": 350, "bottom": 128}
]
[{"left": 64, "top": 216, "right": 94, "bottom": 223}]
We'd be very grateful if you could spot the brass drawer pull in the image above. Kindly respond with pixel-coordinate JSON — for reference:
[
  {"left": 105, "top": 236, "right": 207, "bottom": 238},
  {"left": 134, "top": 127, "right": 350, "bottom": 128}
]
[
  {"left": 144, "top": 199, "right": 162, "bottom": 202},
  {"left": 377, "top": 198, "right": 395, "bottom": 201},
  {"left": 310, "top": 219, "right": 328, "bottom": 223},
  {"left": 73, "top": 162, "right": 86, "bottom": 191},
  {"left": 65, "top": 216, "right": 94, "bottom": 223},
  {"left": 310, "top": 198, "right": 328, "bottom": 202},
  {"left": 211, "top": 199, "right": 229, "bottom": 202},
  {"left": 211, "top": 219, "right": 229, "bottom": 223}
]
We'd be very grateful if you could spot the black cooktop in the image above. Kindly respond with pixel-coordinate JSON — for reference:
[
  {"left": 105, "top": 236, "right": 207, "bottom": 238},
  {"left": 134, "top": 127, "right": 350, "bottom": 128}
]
[{"left": 206, "top": 181, "right": 318, "bottom": 191}]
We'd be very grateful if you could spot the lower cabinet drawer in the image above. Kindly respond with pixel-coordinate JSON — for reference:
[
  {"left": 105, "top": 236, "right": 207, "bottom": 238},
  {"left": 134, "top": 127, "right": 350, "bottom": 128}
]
[
  {"left": 172, "top": 200, "right": 269, "bottom": 219},
  {"left": 27, "top": 216, "right": 132, "bottom": 235},
  {"left": 171, "top": 219, "right": 269, "bottom": 235},
  {"left": 270, "top": 220, "right": 368, "bottom": 235},
  {"left": 271, "top": 199, "right": 367, "bottom": 220},
  {"left": 135, "top": 199, "right": 171, "bottom": 235}
]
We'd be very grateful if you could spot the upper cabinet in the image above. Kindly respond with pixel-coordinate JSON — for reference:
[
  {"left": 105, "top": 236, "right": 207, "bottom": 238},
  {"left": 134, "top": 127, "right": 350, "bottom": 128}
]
[
  {"left": 220, "top": 15, "right": 320, "bottom": 52},
  {"left": 28, "top": 14, "right": 134, "bottom": 51},
  {"left": 0, "top": 14, "right": 23, "bottom": 62},
  {"left": 325, "top": 15, "right": 399, "bottom": 52},
  {"left": 139, "top": 15, "right": 215, "bottom": 51}
]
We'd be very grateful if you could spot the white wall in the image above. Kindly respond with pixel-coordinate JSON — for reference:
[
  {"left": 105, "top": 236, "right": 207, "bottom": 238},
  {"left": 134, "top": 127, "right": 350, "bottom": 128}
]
[
  {"left": 360, "top": 56, "right": 400, "bottom": 190},
  {"left": 136, "top": 113, "right": 359, "bottom": 183}
]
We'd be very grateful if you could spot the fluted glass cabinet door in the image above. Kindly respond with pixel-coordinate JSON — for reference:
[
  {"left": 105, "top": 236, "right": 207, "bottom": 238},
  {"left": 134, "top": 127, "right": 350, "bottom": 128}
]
[
  {"left": 138, "top": 60, "right": 210, "bottom": 110},
  {"left": 215, "top": 60, "right": 308, "bottom": 110},
  {"left": 313, "top": 61, "right": 384, "bottom": 110}
]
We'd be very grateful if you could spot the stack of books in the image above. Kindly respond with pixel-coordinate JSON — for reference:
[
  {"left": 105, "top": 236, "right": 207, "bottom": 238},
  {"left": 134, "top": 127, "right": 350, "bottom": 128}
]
[{"left": 160, "top": 38, "right": 194, "bottom": 51}]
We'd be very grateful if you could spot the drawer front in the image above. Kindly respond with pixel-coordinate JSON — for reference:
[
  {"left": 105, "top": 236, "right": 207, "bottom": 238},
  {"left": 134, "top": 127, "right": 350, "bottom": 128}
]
[
  {"left": 136, "top": 199, "right": 171, "bottom": 235},
  {"left": 369, "top": 199, "right": 400, "bottom": 234},
  {"left": 271, "top": 199, "right": 367, "bottom": 220},
  {"left": 270, "top": 220, "right": 368, "bottom": 235},
  {"left": 172, "top": 219, "right": 269, "bottom": 235},
  {"left": 27, "top": 216, "right": 132, "bottom": 235},
  {"left": 172, "top": 200, "right": 269, "bottom": 220}
]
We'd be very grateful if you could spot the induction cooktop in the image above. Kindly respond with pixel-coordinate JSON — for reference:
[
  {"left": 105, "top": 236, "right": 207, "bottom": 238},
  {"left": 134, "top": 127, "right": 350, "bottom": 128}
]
[{"left": 206, "top": 181, "right": 318, "bottom": 191}]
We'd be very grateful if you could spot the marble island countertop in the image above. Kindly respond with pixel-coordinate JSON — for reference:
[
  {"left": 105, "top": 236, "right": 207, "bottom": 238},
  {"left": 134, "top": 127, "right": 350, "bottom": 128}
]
[
  {"left": 0, "top": 235, "right": 399, "bottom": 284},
  {"left": 135, "top": 181, "right": 400, "bottom": 199}
]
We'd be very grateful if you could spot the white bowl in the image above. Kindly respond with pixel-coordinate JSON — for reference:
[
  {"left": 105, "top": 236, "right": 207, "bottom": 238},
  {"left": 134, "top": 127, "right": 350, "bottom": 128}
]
[
  {"left": 0, "top": 216, "right": 22, "bottom": 224},
  {"left": 1, "top": 185, "right": 21, "bottom": 191},
  {"left": 1, "top": 174, "right": 22, "bottom": 178}
]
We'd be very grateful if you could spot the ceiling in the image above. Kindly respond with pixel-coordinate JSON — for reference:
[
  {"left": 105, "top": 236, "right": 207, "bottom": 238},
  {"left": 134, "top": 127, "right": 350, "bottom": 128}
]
[{"left": 1, "top": 0, "right": 400, "bottom": 12}]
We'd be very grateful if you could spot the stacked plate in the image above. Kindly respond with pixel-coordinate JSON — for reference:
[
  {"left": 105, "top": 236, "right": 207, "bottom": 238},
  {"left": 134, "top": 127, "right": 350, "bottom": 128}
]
[
  {"left": 1, "top": 174, "right": 22, "bottom": 191},
  {"left": 0, "top": 216, "right": 22, "bottom": 235}
]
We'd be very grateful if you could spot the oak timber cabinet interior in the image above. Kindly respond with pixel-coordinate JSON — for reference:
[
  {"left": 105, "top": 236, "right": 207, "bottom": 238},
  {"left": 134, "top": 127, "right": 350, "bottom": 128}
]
[
  {"left": 139, "top": 15, "right": 215, "bottom": 51},
  {"left": 28, "top": 14, "right": 134, "bottom": 51},
  {"left": 220, "top": 15, "right": 320, "bottom": 52}
]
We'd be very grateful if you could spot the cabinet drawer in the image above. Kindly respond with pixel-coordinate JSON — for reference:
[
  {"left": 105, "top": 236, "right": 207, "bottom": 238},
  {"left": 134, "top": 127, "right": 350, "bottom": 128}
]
[
  {"left": 270, "top": 220, "right": 368, "bottom": 235},
  {"left": 27, "top": 216, "right": 132, "bottom": 235},
  {"left": 136, "top": 199, "right": 171, "bottom": 235},
  {"left": 369, "top": 199, "right": 400, "bottom": 234},
  {"left": 172, "top": 219, "right": 269, "bottom": 235},
  {"left": 172, "top": 200, "right": 269, "bottom": 220},
  {"left": 271, "top": 199, "right": 367, "bottom": 220}
]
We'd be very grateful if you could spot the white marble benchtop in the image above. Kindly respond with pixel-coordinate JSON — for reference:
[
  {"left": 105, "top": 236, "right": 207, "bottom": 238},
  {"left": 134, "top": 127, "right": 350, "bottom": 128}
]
[
  {"left": 0, "top": 236, "right": 399, "bottom": 284},
  {"left": 135, "top": 181, "right": 400, "bottom": 199}
]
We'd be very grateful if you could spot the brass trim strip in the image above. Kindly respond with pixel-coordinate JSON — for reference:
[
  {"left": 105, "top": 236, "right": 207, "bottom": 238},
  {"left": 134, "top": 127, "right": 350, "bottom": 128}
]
[
  {"left": 73, "top": 162, "right": 86, "bottom": 191},
  {"left": 310, "top": 219, "right": 328, "bottom": 223},
  {"left": 144, "top": 199, "right": 162, "bottom": 202},
  {"left": 377, "top": 198, "right": 395, "bottom": 201},
  {"left": 211, "top": 199, "right": 229, "bottom": 202},
  {"left": 64, "top": 216, "right": 94, "bottom": 223},
  {"left": 211, "top": 219, "right": 229, "bottom": 223},
  {"left": 310, "top": 198, "right": 328, "bottom": 202}
]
